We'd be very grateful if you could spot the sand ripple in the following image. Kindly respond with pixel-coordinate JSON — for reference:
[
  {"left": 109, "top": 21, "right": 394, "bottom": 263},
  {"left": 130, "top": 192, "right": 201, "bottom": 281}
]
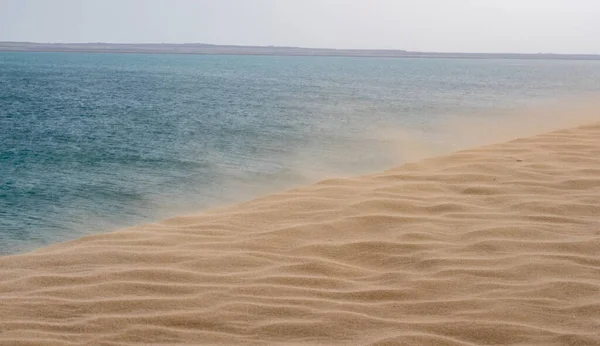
[{"left": 2, "top": 124, "right": 600, "bottom": 345}]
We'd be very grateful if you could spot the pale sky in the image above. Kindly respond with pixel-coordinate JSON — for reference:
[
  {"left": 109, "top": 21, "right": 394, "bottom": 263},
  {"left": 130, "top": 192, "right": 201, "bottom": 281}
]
[{"left": 1, "top": 0, "right": 598, "bottom": 54}]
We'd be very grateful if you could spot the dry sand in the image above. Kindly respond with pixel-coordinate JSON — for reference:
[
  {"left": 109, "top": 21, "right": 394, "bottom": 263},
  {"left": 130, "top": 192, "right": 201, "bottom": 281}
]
[{"left": 2, "top": 120, "right": 600, "bottom": 345}]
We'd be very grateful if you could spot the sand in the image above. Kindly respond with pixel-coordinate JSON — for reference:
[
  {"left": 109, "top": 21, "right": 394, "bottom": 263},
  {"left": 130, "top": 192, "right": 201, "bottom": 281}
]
[{"left": 2, "top": 122, "right": 600, "bottom": 345}]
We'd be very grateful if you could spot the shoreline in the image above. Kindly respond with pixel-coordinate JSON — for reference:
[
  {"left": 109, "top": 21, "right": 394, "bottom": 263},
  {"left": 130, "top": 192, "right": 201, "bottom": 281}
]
[
  {"left": 2, "top": 120, "right": 600, "bottom": 345},
  {"left": 4, "top": 97, "right": 599, "bottom": 257}
]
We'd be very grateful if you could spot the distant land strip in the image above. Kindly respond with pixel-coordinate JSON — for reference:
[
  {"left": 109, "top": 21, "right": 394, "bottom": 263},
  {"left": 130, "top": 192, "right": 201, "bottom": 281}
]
[{"left": 1, "top": 42, "right": 600, "bottom": 60}]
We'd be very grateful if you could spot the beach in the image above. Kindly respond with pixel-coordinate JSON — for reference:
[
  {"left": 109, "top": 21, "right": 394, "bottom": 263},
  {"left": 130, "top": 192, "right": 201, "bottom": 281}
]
[{"left": 2, "top": 120, "right": 600, "bottom": 345}]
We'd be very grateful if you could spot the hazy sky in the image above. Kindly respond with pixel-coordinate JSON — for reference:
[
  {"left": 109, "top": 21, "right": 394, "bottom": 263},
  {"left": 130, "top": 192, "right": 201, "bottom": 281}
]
[{"left": 1, "top": 0, "right": 598, "bottom": 53}]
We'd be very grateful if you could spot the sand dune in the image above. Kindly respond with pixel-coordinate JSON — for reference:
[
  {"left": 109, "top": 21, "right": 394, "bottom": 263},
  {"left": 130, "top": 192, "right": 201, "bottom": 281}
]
[{"left": 2, "top": 123, "right": 600, "bottom": 345}]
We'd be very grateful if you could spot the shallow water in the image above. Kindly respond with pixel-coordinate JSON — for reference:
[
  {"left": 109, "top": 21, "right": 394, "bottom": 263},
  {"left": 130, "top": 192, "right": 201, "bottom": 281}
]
[{"left": 2, "top": 52, "right": 600, "bottom": 254}]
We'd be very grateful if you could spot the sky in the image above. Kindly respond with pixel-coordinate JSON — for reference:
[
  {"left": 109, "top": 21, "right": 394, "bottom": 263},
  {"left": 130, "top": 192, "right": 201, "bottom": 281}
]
[{"left": 0, "top": 0, "right": 599, "bottom": 54}]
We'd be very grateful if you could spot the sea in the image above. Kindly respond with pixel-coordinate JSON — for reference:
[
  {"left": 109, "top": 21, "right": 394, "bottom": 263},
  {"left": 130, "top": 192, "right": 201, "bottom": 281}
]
[{"left": 2, "top": 52, "right": 600, "bottom": 255}]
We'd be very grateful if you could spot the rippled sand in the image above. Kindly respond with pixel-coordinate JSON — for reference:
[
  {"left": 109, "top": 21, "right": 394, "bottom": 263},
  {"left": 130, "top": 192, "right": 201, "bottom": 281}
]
[{"left": 2, "top": 123, "right": 600, "bottom": 345}]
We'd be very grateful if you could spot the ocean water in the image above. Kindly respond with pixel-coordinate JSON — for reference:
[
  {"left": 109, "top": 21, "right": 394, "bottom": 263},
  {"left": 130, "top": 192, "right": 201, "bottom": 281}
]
[{"left": 2, "top": 52, "right": 600, "bottom": 255}]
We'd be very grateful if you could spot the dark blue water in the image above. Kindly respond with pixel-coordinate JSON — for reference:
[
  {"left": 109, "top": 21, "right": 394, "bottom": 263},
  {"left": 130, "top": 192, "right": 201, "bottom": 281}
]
[{"left": 2, "top": 52, "right": 600, "bottom": 255}]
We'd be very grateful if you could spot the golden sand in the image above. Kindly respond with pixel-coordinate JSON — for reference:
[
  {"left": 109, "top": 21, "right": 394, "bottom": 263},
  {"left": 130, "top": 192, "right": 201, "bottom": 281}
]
[{"left": 2, "top": 122, "right": 600, "bottom": 345}]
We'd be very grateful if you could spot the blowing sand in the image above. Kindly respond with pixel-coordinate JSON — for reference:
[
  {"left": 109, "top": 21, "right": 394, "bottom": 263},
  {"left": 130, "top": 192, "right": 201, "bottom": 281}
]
[{"left": 2, "top": 122, "right": 600, "bottom": 345}]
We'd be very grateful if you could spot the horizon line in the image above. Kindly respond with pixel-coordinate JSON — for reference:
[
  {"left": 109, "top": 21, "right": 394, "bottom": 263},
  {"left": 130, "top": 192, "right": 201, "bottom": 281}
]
[{"left": 1, "top": 41, "right": 599, "bottom": 58}]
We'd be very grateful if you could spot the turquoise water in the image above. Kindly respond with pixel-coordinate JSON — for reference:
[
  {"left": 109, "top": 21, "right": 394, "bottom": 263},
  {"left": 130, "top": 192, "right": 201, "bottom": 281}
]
[{"left": 2, "top": 52, "right": 600, "bottom": 255}]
